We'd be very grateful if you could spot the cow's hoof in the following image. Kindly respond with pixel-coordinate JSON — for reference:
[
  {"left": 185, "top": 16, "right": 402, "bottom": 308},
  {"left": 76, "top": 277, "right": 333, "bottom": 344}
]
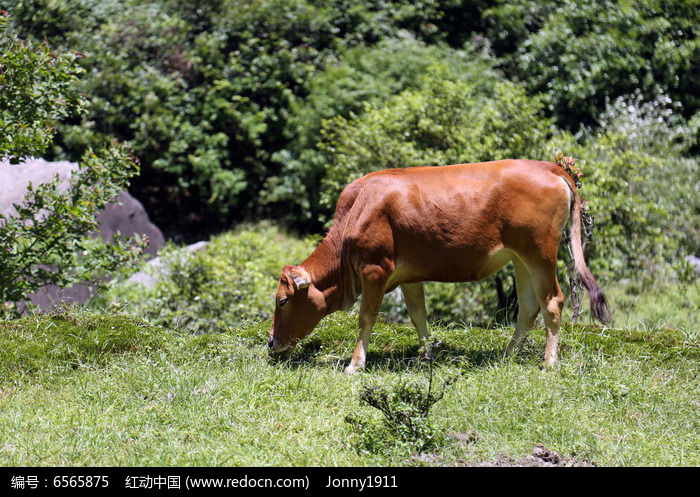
[
  {"left": 541, "top": 359, "right": 559, "bottom": 371},
  {"left": 344, "top": 364, "right": 362, "bottom": 375}
]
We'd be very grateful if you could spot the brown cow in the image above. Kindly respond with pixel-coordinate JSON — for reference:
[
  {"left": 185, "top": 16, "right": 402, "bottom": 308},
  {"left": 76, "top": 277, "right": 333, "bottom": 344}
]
[{"left": 269, "top": 160, "right": 610, "bottom": 373}]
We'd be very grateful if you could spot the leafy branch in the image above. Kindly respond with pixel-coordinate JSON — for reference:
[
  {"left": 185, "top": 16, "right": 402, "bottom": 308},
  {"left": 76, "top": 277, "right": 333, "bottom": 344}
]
[
  {"left": 348, "top": 347, "right": 459, "bottom": 454},
  {"left": 0, "top": 14, "right": 146, "bottom": 315}
]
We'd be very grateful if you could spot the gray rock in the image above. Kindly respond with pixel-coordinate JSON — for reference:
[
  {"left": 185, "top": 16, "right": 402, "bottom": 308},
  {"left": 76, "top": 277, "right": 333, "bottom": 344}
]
[
  {"left": 0, "top": 158, "right": 76, "bottom": 218},
  {"left": 96, "top": 190, "right": 165, "bottom": 255},
  {"left": 685, "top": 255, "right": 700, "bottom": 275},
  {"left": 126, "top": 240, "right": 208, "bottom": 289},
  {"left": 0, "top": 157, "right": 166, "bottom": 309}
]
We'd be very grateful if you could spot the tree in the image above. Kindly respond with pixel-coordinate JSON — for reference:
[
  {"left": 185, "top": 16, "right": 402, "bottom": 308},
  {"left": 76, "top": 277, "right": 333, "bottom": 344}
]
[
  {"left": 0, "top": 12, "right": 144, "bottom": 315},
  {"left": 482, "top": 0, "right": 700, "bottom": 129}
]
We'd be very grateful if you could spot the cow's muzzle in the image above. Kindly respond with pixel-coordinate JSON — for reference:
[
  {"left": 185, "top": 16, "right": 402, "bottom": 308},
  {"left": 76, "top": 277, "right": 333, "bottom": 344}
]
[{"left": 268, "top": 338, "right": 293, "bottom": 355}]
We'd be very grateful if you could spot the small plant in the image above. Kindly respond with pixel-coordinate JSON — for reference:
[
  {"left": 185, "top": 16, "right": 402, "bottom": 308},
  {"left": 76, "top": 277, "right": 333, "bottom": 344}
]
[
  {"left": 673, "top": 257, "right": 698, "bottom": 284},
  {"left": 346, "top": 352, "right": 458, "bottom": 455}
]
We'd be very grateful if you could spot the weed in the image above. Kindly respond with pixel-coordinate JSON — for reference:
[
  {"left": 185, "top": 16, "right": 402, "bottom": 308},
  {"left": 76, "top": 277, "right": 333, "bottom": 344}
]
[{"left": 347, "top": 351, "right": 458, "bottom": 455}]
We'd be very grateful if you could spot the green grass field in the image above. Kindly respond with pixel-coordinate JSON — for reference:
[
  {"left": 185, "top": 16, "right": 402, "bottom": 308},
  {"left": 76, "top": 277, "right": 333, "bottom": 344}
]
[{"left": 1, "top": 283, "right": 697, "bottom": 467}]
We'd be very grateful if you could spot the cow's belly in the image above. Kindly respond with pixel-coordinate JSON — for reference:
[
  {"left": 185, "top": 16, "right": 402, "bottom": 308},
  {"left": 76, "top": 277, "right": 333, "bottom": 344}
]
[{"left": 384, "top": 248, "right": 514, "bottom": 292}]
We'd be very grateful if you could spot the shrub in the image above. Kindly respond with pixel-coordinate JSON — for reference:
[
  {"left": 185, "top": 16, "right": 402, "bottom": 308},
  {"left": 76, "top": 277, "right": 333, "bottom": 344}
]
[
  {"left": 546, "top": 93, "right": 699, "bottom": 282},
  {"left": 482, "top": 0, "right": 699, "bottom": 128},
  {"left": 268, "top": 37, "right": 499, "bottom": 231},
  {"left": 96, "top": 224, "right": 316, "bottom": 333},
  {"left": 0, "top": 11, "right": 84, "bottom": 161},
  {"left": 346, "top": 357, "right": 458, "bottom": 455},
  {"left": 0, "top": 13, "right": 144, "bottom": 315},
  {"left": 318, "top": 64, "right": 551, "bottom": 223},
  {"left": 5, "top": 0, "right": 454, "bottom": 237}
]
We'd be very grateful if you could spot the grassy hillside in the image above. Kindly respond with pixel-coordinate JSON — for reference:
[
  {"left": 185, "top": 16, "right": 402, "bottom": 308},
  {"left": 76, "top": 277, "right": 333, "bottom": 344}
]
[
  {"left": 0, "top": 306, "right": 697, "bottom": 466},
  {"left": 2, "top": 0, "right": 696, "bottom": 468}
]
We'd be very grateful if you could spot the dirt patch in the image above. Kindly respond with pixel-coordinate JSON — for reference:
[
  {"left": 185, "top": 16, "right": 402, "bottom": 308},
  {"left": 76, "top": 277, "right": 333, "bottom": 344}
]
[
  {"left": 410, "top": 442, "right": 594, "bottom": 467},
  {"left": 469, "top": 444, "right": 595, "bottom": 467}
]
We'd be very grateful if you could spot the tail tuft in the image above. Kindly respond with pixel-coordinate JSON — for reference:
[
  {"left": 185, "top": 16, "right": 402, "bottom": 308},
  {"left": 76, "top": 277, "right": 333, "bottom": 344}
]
[
  {"left": 580, "top": 272, "right": 612, "bottom": 324},
  {"left": 566, "top": 172, "right": 612, "bottom": 325}
]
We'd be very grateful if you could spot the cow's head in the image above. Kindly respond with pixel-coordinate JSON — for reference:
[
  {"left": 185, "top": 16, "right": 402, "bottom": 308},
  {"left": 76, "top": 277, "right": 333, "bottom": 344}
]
[{"left": 268, "top": 264, "right": 326, "bottom": 355}]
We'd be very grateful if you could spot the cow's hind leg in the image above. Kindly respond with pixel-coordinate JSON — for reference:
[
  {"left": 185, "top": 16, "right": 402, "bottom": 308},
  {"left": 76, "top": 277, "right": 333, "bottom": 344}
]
[
  {"left": 346, "top": 264, "right": 388, "bottom": 374},
  {"left": 505, "top": 258, "right": 540, "bottom": 358},
  {"left": 401, "top": 283, "right": 431, "bottom": 358},
  {"left": 529, "top": 262, "right": 565, "bottom": 368}
]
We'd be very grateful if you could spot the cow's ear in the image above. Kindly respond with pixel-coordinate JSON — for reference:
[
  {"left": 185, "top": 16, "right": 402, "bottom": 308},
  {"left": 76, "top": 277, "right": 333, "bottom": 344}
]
[{"left": 290, "top": 267, "right": 311, "bottom": 290}]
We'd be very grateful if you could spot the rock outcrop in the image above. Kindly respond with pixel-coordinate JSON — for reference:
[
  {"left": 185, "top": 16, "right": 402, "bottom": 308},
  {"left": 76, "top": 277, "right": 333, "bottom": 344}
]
[{"left": 0, "top": 158, "right": 166, "bottom": 308}]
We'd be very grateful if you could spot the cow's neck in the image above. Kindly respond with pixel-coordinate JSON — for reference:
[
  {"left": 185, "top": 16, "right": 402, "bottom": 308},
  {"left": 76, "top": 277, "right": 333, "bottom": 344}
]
[{"left": 302, "top": 230, "right": 358, "bottom": 315}]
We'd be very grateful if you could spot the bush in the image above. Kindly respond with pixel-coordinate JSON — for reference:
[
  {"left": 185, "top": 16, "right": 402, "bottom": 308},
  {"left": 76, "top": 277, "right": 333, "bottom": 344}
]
[
  {"left": 96, "top": 224, "right": 316, "bottom": 333},
  {"left": 0, "top": 11, "right": 84, "bottom": 161},
  {"left": 268, "top": 38, "right": 502, "bottom": 230},
  {"left": 0, "top": 13, "right": 144, "bottom": 315},
  {"left": 6, "top": 1, "right": 696, "bottom": 326},
  {"left": 5, "top": 0, "right": 454, "bottom": 238},
  {"left": 481, "top": 0, "right": 699, "bottom": 128},
  {"left": 546, "top": 93, "right": 699, "bottom": 282},
  {"left": 346, "top": 358, "right": 458, "bottom": 455},
  {"left": 0, "top": 145, "right": 145, "bottom": 312},
  {"left": 6, "top": 0, "right": 697, "bottom": 247}
]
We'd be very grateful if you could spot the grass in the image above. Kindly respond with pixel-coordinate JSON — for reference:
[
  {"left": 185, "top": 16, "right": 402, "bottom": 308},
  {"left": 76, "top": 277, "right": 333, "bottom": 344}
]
[
  {"left": 0, "top": 287, "right": 697, "bottom": 467},
  {"left": 603, "top": 279, "right": 699, "bottom": 336}
]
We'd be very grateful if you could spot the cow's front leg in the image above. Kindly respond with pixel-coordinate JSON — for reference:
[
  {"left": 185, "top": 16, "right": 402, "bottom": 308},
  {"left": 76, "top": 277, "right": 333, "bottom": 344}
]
[
  {"left": 401, "top": 283, "right": 431, "bottom": 359},
  {"left": 346, "top": 313, "right": 376, "bottom": 374},
  {"left": 345, "top": 264, "right": 387, "bottom": 374}
]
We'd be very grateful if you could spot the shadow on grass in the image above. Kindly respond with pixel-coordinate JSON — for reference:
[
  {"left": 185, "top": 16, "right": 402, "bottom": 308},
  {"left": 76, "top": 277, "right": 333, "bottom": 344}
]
[{"left": 274, "top": 335, "right": 544, "bottom": 373}]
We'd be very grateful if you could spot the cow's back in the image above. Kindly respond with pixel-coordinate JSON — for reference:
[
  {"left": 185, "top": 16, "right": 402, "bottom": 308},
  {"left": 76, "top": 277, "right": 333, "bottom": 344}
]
[{"left": 336, "top": 160, "right": 573, "bottom": 286}]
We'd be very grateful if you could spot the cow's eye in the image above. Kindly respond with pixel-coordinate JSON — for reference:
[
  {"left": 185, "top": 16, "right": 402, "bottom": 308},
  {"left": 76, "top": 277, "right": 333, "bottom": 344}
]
[{"left": 279, "top": 297, "right": 288, "bottom": 307}]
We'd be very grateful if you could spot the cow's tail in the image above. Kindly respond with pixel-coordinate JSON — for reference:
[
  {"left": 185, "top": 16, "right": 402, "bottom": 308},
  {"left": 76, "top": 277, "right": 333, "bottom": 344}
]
[{"left": 568, "top": 187, "right": 612, "bottom": 324}]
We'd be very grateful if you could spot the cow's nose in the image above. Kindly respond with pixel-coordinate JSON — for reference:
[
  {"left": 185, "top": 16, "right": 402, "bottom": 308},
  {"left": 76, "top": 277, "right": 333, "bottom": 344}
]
[{"left": 268, "top": 339, "right": 274, "bottom": 350}]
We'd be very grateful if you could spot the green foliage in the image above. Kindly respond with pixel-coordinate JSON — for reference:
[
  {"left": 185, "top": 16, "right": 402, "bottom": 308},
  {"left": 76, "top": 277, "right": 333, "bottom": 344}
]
[
  {"left": 319, "top": 64, "right": 550, "bottom": 222},
  {"left": 482, "top": 0, "right": 700, "bottom": 128},
  {"left": 0, "top": 144, "right": 145, "bottom": 313},
  {"left": 547, "top": 93, "right": 699, "bottom": 282},
  {"left": 0, "top": 12, "right": 85, "bottom": 161},
  {"left": 347, "top": 359, "right": 458, "bottom": 455},
  {"left": 5, "top": 1, "right": 698, "bottom": 325},
  {"left": 606, "top": 280, "right": 699, "bottom": 334},
  {"left": 270, "top": 38, "right": 500, "bottom": 228},
  {"left": 2, "top": 0, "right": 699, "bottom": 467},
  {"left": 0, "top": 14, "right": 145, "bottom": 314},
  {"left": 4, "top": 0, "right": 454, "bottom": 236},
  {"left": 98, "top": 224, "right": 316, "bottom": 333},
  {"left": 6, "top": 0, "right": 698, "bottom": 244},
  {"left": 1, "top": 0, "right": 95, "bottom": 42}
]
